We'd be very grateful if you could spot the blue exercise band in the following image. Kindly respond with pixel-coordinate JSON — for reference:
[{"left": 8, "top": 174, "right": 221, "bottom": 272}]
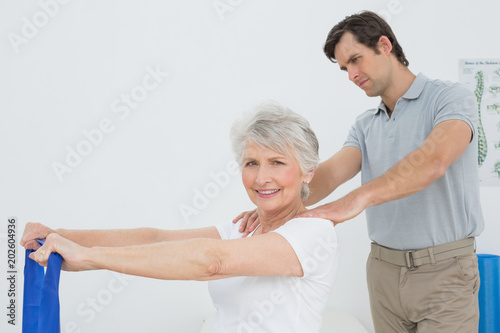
[{"left": 22, "top": 239, "right": 63, "bottom": 333}]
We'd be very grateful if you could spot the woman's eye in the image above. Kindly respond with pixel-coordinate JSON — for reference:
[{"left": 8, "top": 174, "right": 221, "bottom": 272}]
[
  {"left": 245, "top": 161, "right": 257, "bottom": 167},
  {"left": 273, "top": 161, "right": 284, "bottom": 165}
]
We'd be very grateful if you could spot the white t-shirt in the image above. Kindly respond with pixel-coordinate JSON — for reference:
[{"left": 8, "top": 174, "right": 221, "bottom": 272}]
[{"left": 208, "top": 217, "right": 339, "bottom": 333}]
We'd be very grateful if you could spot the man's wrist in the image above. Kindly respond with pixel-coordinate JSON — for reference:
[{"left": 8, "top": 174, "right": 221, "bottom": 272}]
[{"left": 350, "top": 185, "right": 374, "bottom": 210}]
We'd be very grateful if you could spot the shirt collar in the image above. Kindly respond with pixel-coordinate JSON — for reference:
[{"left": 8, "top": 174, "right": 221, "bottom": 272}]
[
  {"left": 376, "top": 72, "right": 427, "bottom": 114},
  {"left": 402, "top": 72, "right": 427, "bottom": 100}
]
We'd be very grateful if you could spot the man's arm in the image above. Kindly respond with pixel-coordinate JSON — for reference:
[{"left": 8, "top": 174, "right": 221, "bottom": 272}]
[
  {"left": 305, "top": 146, "right": 362, "bottom": 206},
  {"left": 301, "top": 119, "right": 472, "bottom": 223}
]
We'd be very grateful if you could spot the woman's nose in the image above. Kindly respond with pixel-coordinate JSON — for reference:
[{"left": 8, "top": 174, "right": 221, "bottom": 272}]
[{"left": 255, "top": 166, "right": 271, "bottom": 185}]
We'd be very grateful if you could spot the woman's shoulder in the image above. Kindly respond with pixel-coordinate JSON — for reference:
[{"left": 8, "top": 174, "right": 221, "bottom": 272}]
[
  {"left": 275, "top": 217, "right": 336, "bottom": 235},
  {"left": 290, "top": 216, "right": 334, "bottom": 227},
  {"left": 273, "top": 217, "right": 339, "bottom": 277}
]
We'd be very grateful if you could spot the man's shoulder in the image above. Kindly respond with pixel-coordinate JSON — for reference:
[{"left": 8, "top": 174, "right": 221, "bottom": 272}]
[
  {"left": 423, "top": 76, "right": 473, "bottom": 97},
  {"left": 352, "top": 107, "right": 381, "bottom": 124},
  {"left": 418, "top": 77, "right": 476, "bottom": 114}
]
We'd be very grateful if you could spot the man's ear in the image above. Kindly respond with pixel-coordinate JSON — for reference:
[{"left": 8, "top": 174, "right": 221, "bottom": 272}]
[{"left": 378, "top": 35, "right": 393, "bottom": 55}]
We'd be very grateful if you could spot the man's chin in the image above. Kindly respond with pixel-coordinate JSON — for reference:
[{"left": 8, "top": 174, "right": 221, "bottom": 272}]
[{"left": 364, "top": 89, "right": 379, "bottom": 98}]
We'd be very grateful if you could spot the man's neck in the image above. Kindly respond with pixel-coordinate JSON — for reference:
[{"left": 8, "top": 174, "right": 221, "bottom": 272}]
[{"left": 381, "top": 67, "right": 416, "bottom": 116}]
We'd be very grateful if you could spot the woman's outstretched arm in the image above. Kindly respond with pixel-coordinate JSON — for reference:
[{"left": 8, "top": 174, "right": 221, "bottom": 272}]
[
  {"left": 30, "top": 228, "right": 305, "bottom": 281},
  {"left": 21, "top": 222, "right": 220, "bottom": 249}
]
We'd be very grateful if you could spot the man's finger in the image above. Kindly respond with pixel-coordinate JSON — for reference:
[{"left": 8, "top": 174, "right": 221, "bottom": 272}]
[
  {"left": 243, "top": 213, "right": 259, "bottom": 233},
  {"left": 298, "top": 205, "right": 340, "bottom": 222},
  {"left": 297, "top": 208, "right": 321, "bottom": 218},
  {"left": 237, "top": 210, "right": 256, "bottom": 232},
  {"left": 238, "top": 214, "right": 250, "bottom": 232},
  {"left": 232, "top": 212, "right": 246, "bottom": 224}
]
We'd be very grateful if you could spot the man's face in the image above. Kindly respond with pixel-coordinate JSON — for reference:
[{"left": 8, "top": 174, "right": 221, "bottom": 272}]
[{"left": 334, "top": 32, "right": 390, "bottom": 97}]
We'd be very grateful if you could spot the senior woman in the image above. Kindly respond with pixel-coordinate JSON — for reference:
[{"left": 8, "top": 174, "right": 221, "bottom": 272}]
[{"left": 21, "top": 102, "right": 339, "bottom": 332}]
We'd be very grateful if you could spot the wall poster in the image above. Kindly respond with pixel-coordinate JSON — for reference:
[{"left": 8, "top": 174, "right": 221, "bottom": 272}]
[{"left": 459, "top": 59, "right": 500, "bottom": 186}]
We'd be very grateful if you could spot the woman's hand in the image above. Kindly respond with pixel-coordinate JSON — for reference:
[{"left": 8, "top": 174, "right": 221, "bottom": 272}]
[
  {"left": 30, "top": 233, "right": 92, "bottom": 272},
  {"left": 232, "top": 209, "right": 259, "bottom": 237},
  {"left": 20, "top": 222, "right": 56, "bottom": 250}
]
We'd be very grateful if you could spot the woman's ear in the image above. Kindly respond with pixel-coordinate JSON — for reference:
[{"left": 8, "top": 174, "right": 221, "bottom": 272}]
[{"left": 304, "top": 169, "right": 315, "bottom": 184}]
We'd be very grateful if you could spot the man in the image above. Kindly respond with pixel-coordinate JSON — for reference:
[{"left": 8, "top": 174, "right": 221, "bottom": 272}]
[{"left": 235, "top": 10, "right": 484, "bottom": 332}]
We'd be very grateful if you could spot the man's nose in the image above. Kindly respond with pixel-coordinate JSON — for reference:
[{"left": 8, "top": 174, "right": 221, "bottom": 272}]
[{"left": 348, "top": 68, "right": 359, "bottom": 82}]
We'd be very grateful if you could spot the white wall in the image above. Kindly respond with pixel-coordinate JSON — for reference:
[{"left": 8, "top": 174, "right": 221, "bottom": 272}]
[{"left": 1, "top": 0, "right": 499, "bottom": 332}]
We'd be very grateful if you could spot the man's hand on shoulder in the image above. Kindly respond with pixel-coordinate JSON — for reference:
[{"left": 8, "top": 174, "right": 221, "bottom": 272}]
[
  {"left": 232, "top": 209, "right": 260, "bottom": 237},
  {"left": 297, "top": 190, "right": 368, "bottom": 225}
]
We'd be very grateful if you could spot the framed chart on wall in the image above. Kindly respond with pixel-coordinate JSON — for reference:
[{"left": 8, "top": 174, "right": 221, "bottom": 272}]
[{"left": 459, "top": 59, "right": 500, "bottom": 186}]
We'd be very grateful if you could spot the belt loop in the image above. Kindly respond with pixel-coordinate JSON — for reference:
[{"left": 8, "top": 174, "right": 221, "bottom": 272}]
[
  {"left": 377, "top": 244, "right": 381, "bottom": 261},
  {"left": 428, "top": 248, "right": 436, "bottom": 265},
  {"left": 405, "top": 251, "right": 418, "bottom": 270}
]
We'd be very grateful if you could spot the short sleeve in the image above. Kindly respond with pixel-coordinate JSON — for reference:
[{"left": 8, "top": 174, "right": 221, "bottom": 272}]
[
  {"left": 272, "top": 218, "right": 338, "bottom": 280},
  {"left": 343, "top": 124, "right": 361, "bottom": 150},
  {"left": 214, "top": 220, "right": 244, "bottom": 240},
  {"left": 343, "top": 108, "right": 378, "bottom": 150},
  {"left": 434, "top": 83, "right": 478, "bottom": 140}
]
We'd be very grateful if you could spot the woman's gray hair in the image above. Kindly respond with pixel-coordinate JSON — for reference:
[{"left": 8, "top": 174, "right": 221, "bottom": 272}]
[{"left": 230, "top": 101, "right": 320, "bottom": 201}]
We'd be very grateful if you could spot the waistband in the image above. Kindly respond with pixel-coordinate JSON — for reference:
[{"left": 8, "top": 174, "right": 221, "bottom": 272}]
[{"left": 370, "top": 238, "right": 476, "bottom": 270}]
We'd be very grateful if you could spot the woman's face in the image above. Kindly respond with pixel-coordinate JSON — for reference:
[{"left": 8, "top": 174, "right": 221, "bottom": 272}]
[{"left": 241, "top": 141, "right": 310, "bottom": 216}]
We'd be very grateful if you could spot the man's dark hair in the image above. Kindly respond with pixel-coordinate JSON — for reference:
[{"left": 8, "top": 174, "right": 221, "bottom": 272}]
[{"left": 323, "top": 11, "right": 409, "bottom": 67}]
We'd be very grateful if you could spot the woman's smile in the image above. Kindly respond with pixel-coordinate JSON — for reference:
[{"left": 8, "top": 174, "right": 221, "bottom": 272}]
[{"left": 255, "top": 189, "right": 281, "bottom": 197}]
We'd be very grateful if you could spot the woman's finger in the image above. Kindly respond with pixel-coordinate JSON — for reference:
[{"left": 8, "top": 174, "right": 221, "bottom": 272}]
[
  {"left": 32, "top": 245, "right": 51, "bottom": 267},
  {"left": 23, "top": 239, "right": 41, "bottom": 250},
  {"left": 20, "top": 222, "right": 54, "bottom": 248}
]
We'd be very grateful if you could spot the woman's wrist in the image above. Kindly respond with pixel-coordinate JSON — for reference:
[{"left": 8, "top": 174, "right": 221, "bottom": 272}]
[{"left": 82, "top": 246, "right": 101, "bottom": 271}]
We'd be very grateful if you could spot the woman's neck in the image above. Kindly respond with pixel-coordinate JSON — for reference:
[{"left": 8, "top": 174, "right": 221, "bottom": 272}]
[{"left": 256, "top": 203, "right": 306, "bottom": 234}]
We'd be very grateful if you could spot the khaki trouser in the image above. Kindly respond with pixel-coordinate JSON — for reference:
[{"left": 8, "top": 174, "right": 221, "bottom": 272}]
[{"left": 367, "top": 241, "right": 480, "bottom": 332}]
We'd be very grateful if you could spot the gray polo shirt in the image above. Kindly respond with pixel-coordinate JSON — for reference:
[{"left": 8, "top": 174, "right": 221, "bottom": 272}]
[{"left": 344, "top": 73, "right": 484, "bottom": 250}]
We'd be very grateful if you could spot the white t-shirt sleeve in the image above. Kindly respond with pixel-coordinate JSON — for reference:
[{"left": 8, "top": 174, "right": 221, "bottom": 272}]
[
  {"left": 214, "top": 220, "right": 245, "bottom": 240},
  {"left": 272, "top": 217, "right": 338, "bottom": 280}
]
